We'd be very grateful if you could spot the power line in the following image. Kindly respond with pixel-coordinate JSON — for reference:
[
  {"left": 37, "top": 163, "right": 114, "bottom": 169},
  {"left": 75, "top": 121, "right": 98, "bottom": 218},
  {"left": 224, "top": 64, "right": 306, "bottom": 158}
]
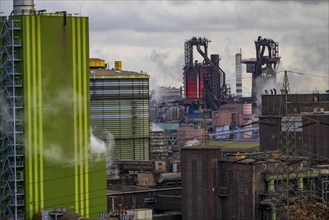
[{"left": 277, "top": 70, "right": 329, "bottom": 79}]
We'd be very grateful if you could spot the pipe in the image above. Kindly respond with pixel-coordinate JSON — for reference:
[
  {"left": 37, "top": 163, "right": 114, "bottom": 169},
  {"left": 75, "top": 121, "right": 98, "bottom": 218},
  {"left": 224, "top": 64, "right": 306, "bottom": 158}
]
[
  {"left": 298, "top": 177, "right": 303, "bottom": 191},
  {"left": 252, "top": 165, "right": 256, "bottom": 220},
  {"left": 268, "top": 180, "right": 275, "bottom": 194},
  {"left": 264, "top": 170, "right": 319, "bottom": 182},
  {"left": 197, "top": 71, "right": 199, "bottom": 98},
  {"left": 260, "top": 201, "right": 276, "bottom": 220}
]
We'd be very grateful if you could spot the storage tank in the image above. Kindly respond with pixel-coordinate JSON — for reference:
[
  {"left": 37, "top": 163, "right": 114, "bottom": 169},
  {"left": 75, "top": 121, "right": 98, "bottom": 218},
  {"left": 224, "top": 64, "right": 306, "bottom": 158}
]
[
  {"left": 115, "top": 61, "right": 122, "bottom": 71},
  {"left": 13, "top": 0, "right": 35, "bottom": 15},
  {"left": 90, "top": 58, "right": 106, "bottom": 69},
  {"left": 156, "top": 172, "right": 181, "bottom": 184}
]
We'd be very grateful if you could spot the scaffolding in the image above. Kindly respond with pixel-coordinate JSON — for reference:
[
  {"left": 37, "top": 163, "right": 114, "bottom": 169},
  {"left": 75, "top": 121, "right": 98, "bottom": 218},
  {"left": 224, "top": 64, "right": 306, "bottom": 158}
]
[
  {"left": 317, "top": 165, "right": 329, "bottom": 201},
  {"left": 0, "top": 17, "right": 25, "bottom": 219}
]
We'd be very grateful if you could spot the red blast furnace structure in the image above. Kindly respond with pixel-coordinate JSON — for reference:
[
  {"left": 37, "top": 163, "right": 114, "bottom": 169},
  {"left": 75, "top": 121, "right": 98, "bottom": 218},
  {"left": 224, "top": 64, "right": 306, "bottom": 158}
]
[{"left": 183, "top": 37, "right": 229, "bottom": 110}]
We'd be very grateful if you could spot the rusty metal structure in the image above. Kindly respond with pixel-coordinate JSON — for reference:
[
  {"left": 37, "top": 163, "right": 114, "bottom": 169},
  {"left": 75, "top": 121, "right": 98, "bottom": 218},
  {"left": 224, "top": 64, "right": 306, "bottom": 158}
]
[
  {"left": 183, "top": 37, "right": 229, "bottom": 110},
  {"left": 259, "top": 90, "right": 329, "bottom": 157},
  {"left": 260, "top": 71, "right": 329, "bottom": 219},
  {"left": 181, "top": 147, "right": 329, "bottom": 220},
  {"left": 242, "top": 36, "right": 280, "bottom": 99}
]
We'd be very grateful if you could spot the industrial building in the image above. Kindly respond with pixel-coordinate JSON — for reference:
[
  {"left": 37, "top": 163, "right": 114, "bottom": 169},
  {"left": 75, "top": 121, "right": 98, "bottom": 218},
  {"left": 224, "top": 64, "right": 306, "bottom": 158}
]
[
  {"left": 181, "top": 147, "right": 329, "bottom": 220},
  {"left": 105, "top": 159, "right": 182, "bottom": 219},
  {"left": 90, "top": 58, "right": 150, "bottom": 161},
  {"left": 212, "top": 103, "right": 254, "bottom": 139},
  {"left": 0, "top": 1, "right": 107, "bottom": 219},
  {"left": 260, "top": 93, "right": 329, "bottom": 158},
  {"left": 150, "top": 123, "right": 168, "bottom": 159}
]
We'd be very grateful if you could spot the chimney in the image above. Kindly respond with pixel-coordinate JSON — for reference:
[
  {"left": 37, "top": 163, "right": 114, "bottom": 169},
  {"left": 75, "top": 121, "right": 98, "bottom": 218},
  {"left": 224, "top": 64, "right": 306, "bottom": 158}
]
[
  {"left": 235, "top": 53, "right": 242, "bottom": 98},
  {"left": 13, "top": 0, "right": 35, "bottom": 15}
]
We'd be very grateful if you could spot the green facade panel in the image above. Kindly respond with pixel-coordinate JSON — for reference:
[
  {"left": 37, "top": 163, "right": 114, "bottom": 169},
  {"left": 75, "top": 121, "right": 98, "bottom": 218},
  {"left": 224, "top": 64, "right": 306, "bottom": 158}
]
[{"left": 1, "top": 14, "right": 106, "bottom": 219}]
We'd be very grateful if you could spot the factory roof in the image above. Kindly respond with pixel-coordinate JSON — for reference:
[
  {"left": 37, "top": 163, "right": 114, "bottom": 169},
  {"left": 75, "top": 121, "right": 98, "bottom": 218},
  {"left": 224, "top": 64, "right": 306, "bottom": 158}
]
[
  {"left": 181, "top": 146, "right": 222, "bottom": 150},
  {"left": 90, "top": 69, "right": 150, "bottom": 79},
  {"left": 108, "top": 185, "right": 181, "bottom": 196}
]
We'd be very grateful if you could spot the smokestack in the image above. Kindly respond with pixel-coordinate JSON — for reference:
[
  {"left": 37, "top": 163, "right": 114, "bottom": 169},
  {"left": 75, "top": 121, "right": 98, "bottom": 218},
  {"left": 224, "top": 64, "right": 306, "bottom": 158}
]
[
  {"left": 235, "top": 52, "right": 242, "bottom": 98},
  {"left": 13, "top": 0, "right": 35, "bottom": 15}
]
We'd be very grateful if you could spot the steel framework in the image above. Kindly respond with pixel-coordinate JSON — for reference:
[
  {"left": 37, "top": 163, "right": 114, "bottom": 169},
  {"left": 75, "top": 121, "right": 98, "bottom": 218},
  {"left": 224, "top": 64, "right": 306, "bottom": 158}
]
[
  {"left": 242, "top": 36, "right": 280, "bottom": 99},
  {"left": 0, "top": 17, "right": 25, "bottom": 219}
]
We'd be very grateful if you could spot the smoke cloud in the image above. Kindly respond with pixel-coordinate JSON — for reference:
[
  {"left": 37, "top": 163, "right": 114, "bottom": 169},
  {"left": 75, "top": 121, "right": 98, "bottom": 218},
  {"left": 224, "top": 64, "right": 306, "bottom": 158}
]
[
  {"left": 0, "top": 93, "right": 11, "bottom": 135},
  {"left": 254, "top": 76, "right": 280, "bottom": 117},
  {"left": 90, "top": 129, "right": 115, "bottom": 164},
  {"left": 42, "top": 128, "right": 115, "bottom": 168}
]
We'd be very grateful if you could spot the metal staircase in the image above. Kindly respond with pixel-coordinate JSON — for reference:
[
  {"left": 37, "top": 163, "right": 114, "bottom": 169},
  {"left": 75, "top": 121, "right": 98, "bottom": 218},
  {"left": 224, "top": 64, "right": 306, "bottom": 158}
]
[{"left": 0, "top": 17, "right": 25, "bottom": 220}]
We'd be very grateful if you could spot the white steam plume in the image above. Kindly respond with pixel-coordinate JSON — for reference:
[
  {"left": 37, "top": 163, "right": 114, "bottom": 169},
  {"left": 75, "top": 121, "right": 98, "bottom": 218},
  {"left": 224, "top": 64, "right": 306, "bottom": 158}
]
[
  {"left": 254, "top": 77, "right": 280, "bottom": 117},
  {"left": 0, "top": 93, "right": 12, "bottom": 135},
  {"left": 90, "top": 129, "right": 118, "bottom": 178},
  {"left": 42, "top": 128, "right": 115, "bottom": 168}
]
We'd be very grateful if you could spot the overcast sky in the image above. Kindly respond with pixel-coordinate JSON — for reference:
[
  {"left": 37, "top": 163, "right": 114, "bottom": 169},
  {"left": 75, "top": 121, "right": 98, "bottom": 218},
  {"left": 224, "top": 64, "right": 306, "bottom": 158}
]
[{"left": 1, "top": 0, "right": 328, "bottom": 95}]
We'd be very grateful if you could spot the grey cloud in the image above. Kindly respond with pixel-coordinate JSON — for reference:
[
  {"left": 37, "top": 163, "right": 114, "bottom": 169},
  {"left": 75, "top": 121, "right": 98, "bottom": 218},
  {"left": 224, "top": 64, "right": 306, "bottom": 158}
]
[
  {"left": 150, "top": 49, "right": 183, "bottom": 83},
  {"left": 1, "top": 1, "right": 326, "bottom": 92}
]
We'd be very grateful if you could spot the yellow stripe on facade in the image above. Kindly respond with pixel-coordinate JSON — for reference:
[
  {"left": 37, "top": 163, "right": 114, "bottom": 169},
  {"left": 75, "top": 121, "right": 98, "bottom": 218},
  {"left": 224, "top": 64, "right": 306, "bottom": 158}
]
[
  {"left": 82, "top": 18, "right": 89, "bottom": 217},
  {"left": 37, "top": 15, "right": 44, "bottom": 209},
  {"left": 31, "top": 16, "right": 40, "bottom": 213},
  {"left": 25, "top": 16, "right": 33, "bottom": 219},
  {"left": 72, "top": 18, "right": 79, "bottom": 212},
  {"left": 77, "top": 18, "right": 85, "bottom": 215}
]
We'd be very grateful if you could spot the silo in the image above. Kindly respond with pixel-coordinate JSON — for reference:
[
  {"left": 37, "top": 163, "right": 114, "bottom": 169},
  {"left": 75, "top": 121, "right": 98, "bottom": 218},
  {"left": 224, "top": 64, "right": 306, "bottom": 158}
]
[
  {"left": 114, "top": 61, "right": 122, "bottom": 71},
  {"left": 235, "top": 52, "right": 242, "bottom": 97}
]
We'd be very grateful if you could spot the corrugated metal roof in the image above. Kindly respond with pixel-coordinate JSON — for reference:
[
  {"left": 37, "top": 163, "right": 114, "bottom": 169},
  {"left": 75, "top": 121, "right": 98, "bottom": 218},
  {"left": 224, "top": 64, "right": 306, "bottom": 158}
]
[{"left": 90, "top": 69, "right": 150, "bottom": 79}]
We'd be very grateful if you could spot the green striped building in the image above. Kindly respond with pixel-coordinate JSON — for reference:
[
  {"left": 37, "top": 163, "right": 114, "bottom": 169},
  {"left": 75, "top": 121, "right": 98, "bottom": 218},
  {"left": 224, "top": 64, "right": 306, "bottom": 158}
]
[
  {"left": 0, "top": 14, "right": 106, "bottom": 219},
  {"left": 90, "top": 63, "right": 150, "bottom": 161}
]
